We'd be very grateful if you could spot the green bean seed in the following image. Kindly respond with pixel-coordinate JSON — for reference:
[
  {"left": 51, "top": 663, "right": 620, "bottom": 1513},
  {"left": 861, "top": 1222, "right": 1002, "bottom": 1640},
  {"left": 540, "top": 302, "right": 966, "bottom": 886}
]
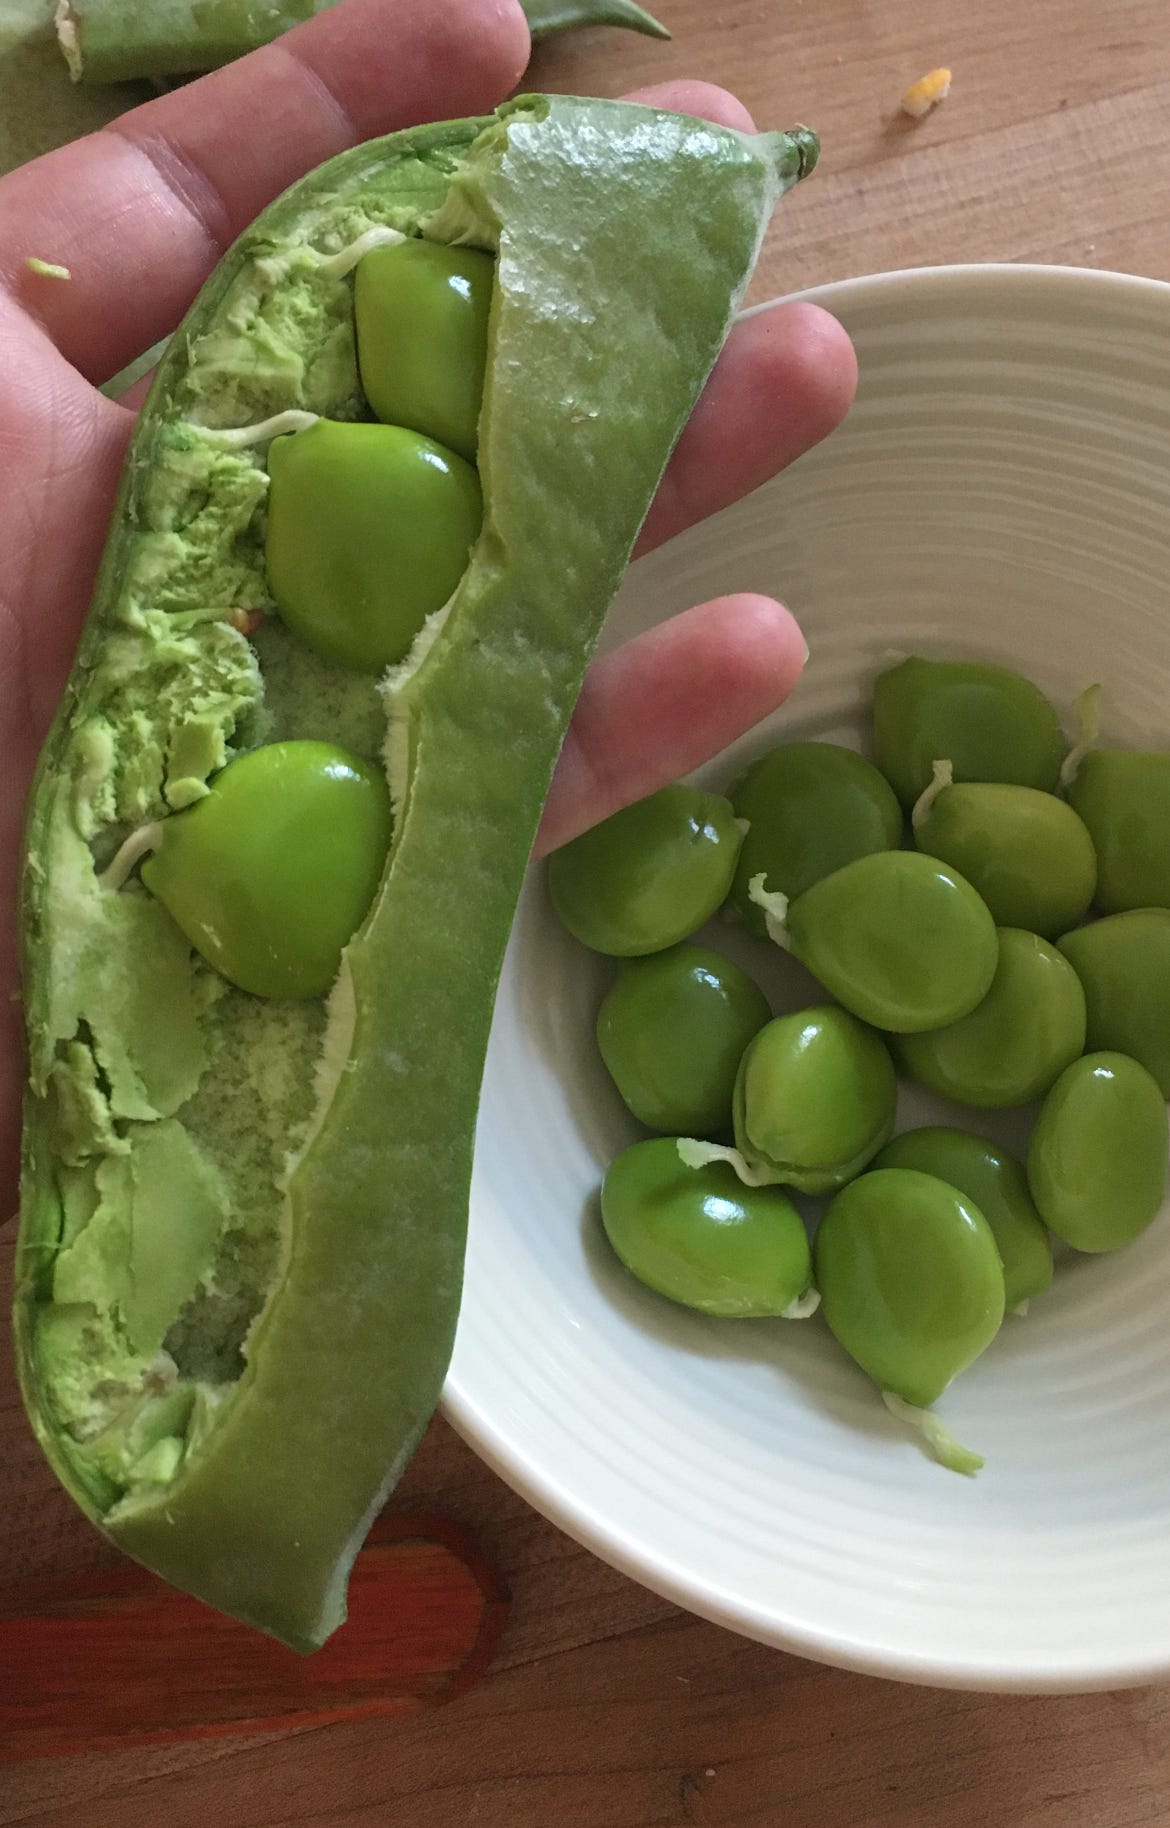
[
  {"left": 732, "top": 1006, "right": 896, "bottom": 1192},
  {"left": 726, "top": 742, "right": 903, "bottom": 934},
  {"left": 894, "top": 928, "right": 1086, "bottom": 1108},
  {"left": 771, "top": 851, "right": 998, "bottom": 1033},
  {"left": 355, "top": 242, "right": 493, "bottom": 463},
  {"left": 140, "top": 740, "right": 393, "bottom": 999},
  {"left": 548, "top": 784, "right": 744, "bottom": 956},
  {"left": 600, "top": 1137, "right": 813, "bottom": 1316},
  {"left": 912, "top": 772, "right": 1096, "bottom": 937},
  {"left": 874, "top": 1128, "right": 1052, "bottom": 1309},
  {"left": 1066, "top": 748, "right": 1170, "bottom": 913},
  {"left": 265, "top": 419, "right": 482, "bottom": 672},
  {"left": 814, "top": 1169, "right": 1005, "bottom": 1407},
  {"left": 1059, "top": 910, "right": 1170, "bottom": 1097},
  {"left": 597, "top": 945, "right": 771, "bottom": 1136},
  {"left": 1027, "top": 1051, "right": 1168, "bottom": 1252},
  {"left": 874, "top": 656, "right": 1065, "bottom": 807}
]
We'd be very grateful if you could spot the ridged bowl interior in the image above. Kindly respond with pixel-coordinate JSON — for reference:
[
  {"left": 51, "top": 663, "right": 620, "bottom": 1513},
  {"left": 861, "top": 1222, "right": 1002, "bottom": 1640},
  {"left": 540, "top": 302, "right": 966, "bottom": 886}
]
[{"left": 447, "top": 266, "right": 1170, "bottom": 1692}]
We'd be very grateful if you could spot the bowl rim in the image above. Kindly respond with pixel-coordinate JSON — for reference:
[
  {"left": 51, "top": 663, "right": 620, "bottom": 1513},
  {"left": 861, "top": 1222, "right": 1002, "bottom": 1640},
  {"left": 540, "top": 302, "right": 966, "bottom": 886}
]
[
  {"left": 444, "top": 261, "right": 1170, "bottom": 1696},
  {"left": 745, "top": 256, "right": 1170, "bottom": 319}
]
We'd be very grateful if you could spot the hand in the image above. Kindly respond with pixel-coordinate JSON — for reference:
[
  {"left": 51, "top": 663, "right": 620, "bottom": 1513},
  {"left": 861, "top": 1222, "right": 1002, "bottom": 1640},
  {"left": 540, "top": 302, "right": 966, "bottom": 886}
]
[{"left": 0, "top": 0, "right": 855, "bottom": 1190}]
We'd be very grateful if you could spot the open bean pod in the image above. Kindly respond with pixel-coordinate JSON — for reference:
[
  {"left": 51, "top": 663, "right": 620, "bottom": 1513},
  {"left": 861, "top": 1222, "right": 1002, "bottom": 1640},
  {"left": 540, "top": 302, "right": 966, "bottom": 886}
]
[{"left": 16, "top": 95, "right": 817, "bottom": 1650}]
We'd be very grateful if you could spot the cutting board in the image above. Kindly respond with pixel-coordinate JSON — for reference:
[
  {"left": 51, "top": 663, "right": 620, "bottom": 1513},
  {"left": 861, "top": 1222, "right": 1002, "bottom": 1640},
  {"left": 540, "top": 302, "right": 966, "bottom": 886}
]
[{"left": 0, "top": 1511, "right": 508, "bottom": 1762}]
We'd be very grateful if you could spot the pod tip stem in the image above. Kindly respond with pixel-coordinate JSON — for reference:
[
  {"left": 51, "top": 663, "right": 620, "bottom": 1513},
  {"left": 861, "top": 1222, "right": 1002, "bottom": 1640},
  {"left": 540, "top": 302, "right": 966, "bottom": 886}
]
[
  {"left": 757, "top": 126, "right": 820, "bottom": 186},
  {"left": 792, "top": 126, "right": 820, "bottom": 178}
]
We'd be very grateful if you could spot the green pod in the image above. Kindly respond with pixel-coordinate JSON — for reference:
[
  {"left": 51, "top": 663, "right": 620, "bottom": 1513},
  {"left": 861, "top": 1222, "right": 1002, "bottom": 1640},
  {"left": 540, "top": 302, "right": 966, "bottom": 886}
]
[
  {"left": 1059, "top": 909, "right": 1170, "bottom": 1097},
  {"left": 1027, "top": 1052, "right": 1168, "bottom": 1252},
  {"left": 17, "top": 97, "right": 817, "bottom": 1650},
  {"left": 726, "top": 741, "right": 903, "bottom": 934},
  {"left": 893, "top": 928, "right": 1086, "bottom": 1109},
  {"left": 524, "top": 0, "right": 670, "bottom": 41},
  {"left": 601, "top": 1138, "right": 813, "bottom": 1317},
  {"left": 1066, "top": 748, "right": 1170, "bottom": 914},
  {"left": 873, "top": 1128, "right": 1052, "bottom": 1310},
  {"left": 874, "top": 657, "right": 1065, "bottom": 808},
  {"left": 732, "top": 1006, "right": 896, "bottom": 1192},
  {"left": 57, "top": 0, "right": 670, "bottom": 86}
]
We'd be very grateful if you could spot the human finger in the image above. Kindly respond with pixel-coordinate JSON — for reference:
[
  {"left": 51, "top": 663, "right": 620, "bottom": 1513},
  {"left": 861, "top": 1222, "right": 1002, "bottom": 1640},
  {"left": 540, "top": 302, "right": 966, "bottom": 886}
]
[
  {"left": 536, "top": 592, "right": 806, "bottom": 856},
  {"left": 1, "top": 0, "right": 529, "bottom": 385},
  {"left": 637, "top": 302, "right": 857, "bottom": 556}
]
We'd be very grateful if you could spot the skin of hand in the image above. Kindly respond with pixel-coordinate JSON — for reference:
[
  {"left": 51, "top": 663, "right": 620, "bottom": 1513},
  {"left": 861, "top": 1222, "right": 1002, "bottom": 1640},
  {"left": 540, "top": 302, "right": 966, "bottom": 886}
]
[{"left": 0, "top": 0, "right": 857, "bottom": 1198}]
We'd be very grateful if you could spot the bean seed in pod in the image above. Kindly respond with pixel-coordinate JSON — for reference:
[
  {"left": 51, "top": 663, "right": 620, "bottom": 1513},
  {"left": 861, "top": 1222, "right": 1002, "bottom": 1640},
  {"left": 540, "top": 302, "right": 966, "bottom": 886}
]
[
  {"left": 756, "top": 850, "right": 998, "bottom": 1033},
  {"left": 814, "top": 1168, "right": 1006, "bottom": 1408},
  {"left": 726, "top": 741, "right": 903, "bottom": 934},
  {"left": 732, "top": 1006, "right": 896, "bottom": 1192},
  {"left": 1066, "top": 748, "right": 1170, "bottom": 913},
  {"left": 874, "top": 656, "right": 1065, "bottom": 807},
  {"left": 355, "top": 241, "right": 493, "bottom": 463},
  {"left": 893, "top": 928, "right": 1085, "bottom": 1108},
  {"left": 600, "top": 1137, "right": 813, "bottom": 1316},
  {"left": 873, "top": 1128, "right": 1052, "bottom": 1310},
  {"left": 265, "top": 419, "right": 482, "bottom": 672},
  {"left": 1027, "top": 1051, "right": 1168, "bottom": 1252},
  {"left": 548, "top": 783, "right": 744, "bottom": 956},
  {"left": 139, "top": 740, "right": 393, "bottom": 1000},
  {"left": 911, "top": 766, "right": 1096, "bottom": 938},
  {"left": 1059, "top": 910, "right": 1170, "bottom": 1098},
  {"left": 597, "top": 945, "right": 771, "bottom": 1136}
]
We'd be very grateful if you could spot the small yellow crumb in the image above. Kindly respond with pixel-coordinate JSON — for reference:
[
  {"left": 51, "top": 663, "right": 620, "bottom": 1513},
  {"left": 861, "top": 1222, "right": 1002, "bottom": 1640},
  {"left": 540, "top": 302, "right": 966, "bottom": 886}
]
[
  {"left": 901, "top": 68, "right": 952, "bottom": 120},
  {"left": 25, "top": 257, "right": 72, "bottom": 280}
]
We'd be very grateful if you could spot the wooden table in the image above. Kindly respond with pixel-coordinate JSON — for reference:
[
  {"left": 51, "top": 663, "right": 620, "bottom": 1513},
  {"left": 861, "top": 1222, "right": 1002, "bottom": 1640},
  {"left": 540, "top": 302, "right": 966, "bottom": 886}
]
[{"left": 4, "top": 2, "right": 1170, "bottom": 1822}]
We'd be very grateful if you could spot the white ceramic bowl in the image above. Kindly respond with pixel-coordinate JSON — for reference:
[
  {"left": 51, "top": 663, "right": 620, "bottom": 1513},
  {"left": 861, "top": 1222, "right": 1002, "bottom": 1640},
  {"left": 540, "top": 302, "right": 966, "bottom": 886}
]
[{"left": 447, "top": 265, "right": 1170, "bottom": 1693}]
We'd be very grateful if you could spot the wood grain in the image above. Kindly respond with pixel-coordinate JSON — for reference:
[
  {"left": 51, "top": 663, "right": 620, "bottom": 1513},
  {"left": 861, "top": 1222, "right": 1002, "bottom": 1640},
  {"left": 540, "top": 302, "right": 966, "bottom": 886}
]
[
  {"left": 4, "top": 0, "right": 1170, "bottom": 1821},
  {"left": 529, "top": 0, "right": 1170, "bottom": 300},
  {"left": 0, "top": 1514, "right": 508, "bottom": 1761}
]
